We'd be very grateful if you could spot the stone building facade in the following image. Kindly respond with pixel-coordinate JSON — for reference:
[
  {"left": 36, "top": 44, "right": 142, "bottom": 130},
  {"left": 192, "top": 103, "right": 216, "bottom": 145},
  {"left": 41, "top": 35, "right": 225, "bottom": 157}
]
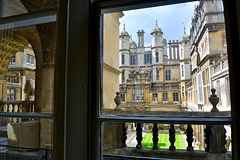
[
  {"left": 103, "top": 12, "right": 124, "bottom": 109},
  {"left": 186, "top": 0, "right": 231, "bottom": 150},
  {"left": 119, "top": 22, "right": 184, "bottom": 111},
  {"left": 6, "top": 45, "right": 36, "bottom": 101}
]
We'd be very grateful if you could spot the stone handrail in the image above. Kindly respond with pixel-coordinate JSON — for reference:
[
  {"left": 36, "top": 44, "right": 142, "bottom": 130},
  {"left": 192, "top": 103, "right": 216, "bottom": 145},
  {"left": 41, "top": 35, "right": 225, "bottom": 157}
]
[{"left": 103, "top": 109, "right": 231, "bottom": 118}]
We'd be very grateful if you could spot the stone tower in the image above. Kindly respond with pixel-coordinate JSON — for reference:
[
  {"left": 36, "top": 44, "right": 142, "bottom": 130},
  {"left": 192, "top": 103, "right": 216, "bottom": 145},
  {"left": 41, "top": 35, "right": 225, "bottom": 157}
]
[
  {"left": 179, "top": 27, "right": 191, "bottom": 106},
  {"left": 119, "top": 24, "right": 130, "bottom": 50},
  {"left": 119, "top": 24, "right": 130, "bottom": 66},
  {"left": 151, "top": 20, "right": 164, "bottom": 64}
]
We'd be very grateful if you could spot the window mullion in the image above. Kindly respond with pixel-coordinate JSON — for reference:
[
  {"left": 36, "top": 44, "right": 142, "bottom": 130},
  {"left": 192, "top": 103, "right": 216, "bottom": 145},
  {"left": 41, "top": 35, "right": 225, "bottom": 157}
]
[{"left": 0, "top": 8, "right": 57, "bottom": 29}]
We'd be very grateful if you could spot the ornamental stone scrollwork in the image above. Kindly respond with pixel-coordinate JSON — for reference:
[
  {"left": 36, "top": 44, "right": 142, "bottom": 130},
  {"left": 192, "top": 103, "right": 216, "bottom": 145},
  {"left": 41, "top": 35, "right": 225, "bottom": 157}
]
[
  {"left": 43, "top": 50, "right": 54, "bottom": 64},
  {"left": 36, "top": 23, "right": 56, "bottom": 66},
  {"left": 0, "top": 69, "right": 6, "bottom": 77}
]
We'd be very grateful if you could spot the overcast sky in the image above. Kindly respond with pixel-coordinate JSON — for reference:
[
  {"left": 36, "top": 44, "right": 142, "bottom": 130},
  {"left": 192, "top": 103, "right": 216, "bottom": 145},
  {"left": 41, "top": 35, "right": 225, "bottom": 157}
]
[{"left": 119, "top": 1, "right": 199, "bottom": 46}]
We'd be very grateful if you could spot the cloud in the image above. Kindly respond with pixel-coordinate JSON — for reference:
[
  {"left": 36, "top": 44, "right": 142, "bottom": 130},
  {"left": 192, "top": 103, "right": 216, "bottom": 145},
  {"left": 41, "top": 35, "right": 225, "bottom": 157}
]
[{"left": 119, "top": 1, "right": 199, "bottom": 45}]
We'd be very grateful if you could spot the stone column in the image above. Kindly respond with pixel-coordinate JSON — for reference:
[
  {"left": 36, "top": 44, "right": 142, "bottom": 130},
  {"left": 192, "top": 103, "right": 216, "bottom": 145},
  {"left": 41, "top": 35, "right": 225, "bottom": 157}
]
[
  {"left": 36, "top": 22, "right": 56, "bottom": 148},
  {"left": 0, "top": 79, "right": 7, "bottom": 100},
  {"left": 173, "top": 47, "right": 176, "bottom": 59},
  {"left": 169, "top": 47, "right": 172, "bottom": 59},
  {"left": 177, "top": 47, "right": 179, "bottom": 59},
  {"left": 14, "top": 0, "right": 58, "bottom": 149},
  {"left": 15, "top": 88, "right": 21, "bottom": 101},
  {"left": 138, "top": 35, "right": 140, "bottom": 47}
]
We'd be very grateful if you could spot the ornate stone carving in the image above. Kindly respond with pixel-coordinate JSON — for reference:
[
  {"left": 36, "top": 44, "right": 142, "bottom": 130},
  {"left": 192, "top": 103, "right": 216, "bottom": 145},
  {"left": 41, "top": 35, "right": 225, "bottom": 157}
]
[{"left": 36, "top": 23, "right": 56, "bottom": 65}]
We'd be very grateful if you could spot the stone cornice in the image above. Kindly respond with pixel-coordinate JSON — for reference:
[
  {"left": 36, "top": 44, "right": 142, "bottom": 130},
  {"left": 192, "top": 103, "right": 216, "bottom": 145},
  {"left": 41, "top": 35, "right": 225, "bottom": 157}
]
[{"left": 104, "top": 63, "right": 121, "bottom": 74}]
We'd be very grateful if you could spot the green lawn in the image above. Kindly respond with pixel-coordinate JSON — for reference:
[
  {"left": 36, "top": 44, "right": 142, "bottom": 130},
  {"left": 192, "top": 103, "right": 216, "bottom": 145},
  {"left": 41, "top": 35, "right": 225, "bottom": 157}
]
[{"left": 142, "top": 133, "right": 186, "bottom": 149}]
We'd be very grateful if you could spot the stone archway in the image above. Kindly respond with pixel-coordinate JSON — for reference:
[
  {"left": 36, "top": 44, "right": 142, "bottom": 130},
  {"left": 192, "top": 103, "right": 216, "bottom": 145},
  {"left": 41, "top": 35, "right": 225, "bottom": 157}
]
[
  {"left": 0, "top": 23, "right": 56, "bottom": 149},
  {"left": 0, "top": 32, "right": 29, "bottom": 76},
  {"left": 14, "top": 22, "right": 56, "bottom": 148},
  {"left": 0, "top": 31, "right": 29, "bottom": 101}
]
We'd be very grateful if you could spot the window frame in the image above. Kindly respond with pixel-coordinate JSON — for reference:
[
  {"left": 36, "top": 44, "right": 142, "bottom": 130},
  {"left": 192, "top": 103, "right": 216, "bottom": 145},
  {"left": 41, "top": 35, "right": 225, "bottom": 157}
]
[
  {"left": 122, "top": 70, "right": 125, "bottom": 82},
  {"left": 166, "top": 69, "right": 171, "bottom": 81},
  {"left": 152, "top": 93, "right": 158, "bottom": 102},
  {"left": 162, "top": 93, "right": 168, "bottom": 102},
  {"left": 144, "top": 53, "right": 152, "bottom": 64},
  {"left": 11, "top": 55, "right": 16, "bottom": 64},
  {"left": 156, "top": 69, "right": 159, "bottom": 80},
  {"left": 7, "top": 88, "right": 15, "bottom": 101},
  {"left": 148, "top": 70, "right": 152, "bottom": 81},
  {"left": 130, "top": 55, "right": 137, "bottom": 65},
  {"left": 156, "top": 52, "right": 159, "bottom": 63},
  {"left": 31, "top": 56, "right": 35, "bottom": 65},
  {"left": 0, "top": 2, "right": 57, "bottom": 160},
  {"left": 181, "top": 64, "right": 184, "bottom": 77},
  {"left": 121, "top": 94, "right": 125, "bottom": 102},
  {"left": 52, "top": 0, "right": 240, "bottom": 159},
  {"left": 173, "top": 92, "right": 179, "bottom": 102},
  {"left": 26, "top": 54, "right": 30, "bottom": 64},
  {"left": 122, "top": 54, "right": 124, "bottom": 65}
]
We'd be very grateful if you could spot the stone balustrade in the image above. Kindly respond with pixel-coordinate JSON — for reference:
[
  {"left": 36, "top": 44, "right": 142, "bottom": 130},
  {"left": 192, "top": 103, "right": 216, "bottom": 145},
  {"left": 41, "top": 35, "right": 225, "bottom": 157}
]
[
  {"left": 103, "top": 121, "right": 231, "bottom": 160},
  {"left": 103, "top": 88, "right": 231, "bottom": 159},
  {"left": 0, "top": 100, "right": 35, "bottom": 122}
]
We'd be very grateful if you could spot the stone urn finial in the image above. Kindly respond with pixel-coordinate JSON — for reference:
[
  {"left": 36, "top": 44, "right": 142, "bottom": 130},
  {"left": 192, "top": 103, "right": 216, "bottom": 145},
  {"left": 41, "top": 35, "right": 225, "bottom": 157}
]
[
  {"left": 114, "top": 92, "right": 121, "bottom": 110},
  {"left": 209, "top": 88, "right": 219, "bottom": 112}
]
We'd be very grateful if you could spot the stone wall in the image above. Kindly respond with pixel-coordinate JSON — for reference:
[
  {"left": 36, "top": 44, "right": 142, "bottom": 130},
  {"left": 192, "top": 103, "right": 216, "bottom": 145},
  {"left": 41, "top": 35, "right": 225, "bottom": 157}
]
[{"left": 103, "top": 12, "right": 123, "bottom": 109}]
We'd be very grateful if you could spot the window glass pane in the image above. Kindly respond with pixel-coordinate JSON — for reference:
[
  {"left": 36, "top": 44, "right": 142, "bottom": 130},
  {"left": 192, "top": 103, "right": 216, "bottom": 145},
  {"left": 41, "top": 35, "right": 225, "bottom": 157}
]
[
  {"left": 0, "top": 116, "right": 53, "bottom": 159},
  {"left": 31, "top": 56, "right": 34, "bottom": 65},
  {"left": 102, "top": 1, "right": 232, "bottom": 158},
  {"left": 0, "top": 1, "right": 57, "bottom": 158},
  {"left": 102, "top": 0, "right": 231, "bottom": 115}
]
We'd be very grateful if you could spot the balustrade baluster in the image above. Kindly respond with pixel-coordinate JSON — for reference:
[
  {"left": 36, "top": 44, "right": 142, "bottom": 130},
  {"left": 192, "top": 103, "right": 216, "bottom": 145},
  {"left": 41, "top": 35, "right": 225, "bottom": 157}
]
[
  {"left": 10, "top": 104, "right": 14, "bottom": 122},
  {"left": 186, "top": 124, "right": 193, "bottom": 151},
  {"left": 169, "top": 124, "right": 176, "bottom": 151},
  {"left": 204, "top": 125, "right": 227, "bottom": 153},
  {"left": 7, "top": 103, "right": 10, "bottom": 112},
  {"left": 136, "top": 123, "right": 142, "bottom": 149},
  {"left": 0, "top": 103, "right": 3, "bottom": 111},
  {"left": 221, "top": 126, "right": 227, "bottom": 153},
  {"left": 152, "top": 123, "right": 159, "bottom": 150},
  {"left": 122, "top": 123, "right": 127, "bottom": 148},
  {"left": 204, "top": 125, "right": 210, "bottom": 152},
  {"left": 32, "top": 102, "right": 35, "bottom": 113},
  {"left": 13, "top": 103, "right": 17, "bottom": 122},
  {"left": 16, "top": 103, "right": 20, "bottom": 123}
]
